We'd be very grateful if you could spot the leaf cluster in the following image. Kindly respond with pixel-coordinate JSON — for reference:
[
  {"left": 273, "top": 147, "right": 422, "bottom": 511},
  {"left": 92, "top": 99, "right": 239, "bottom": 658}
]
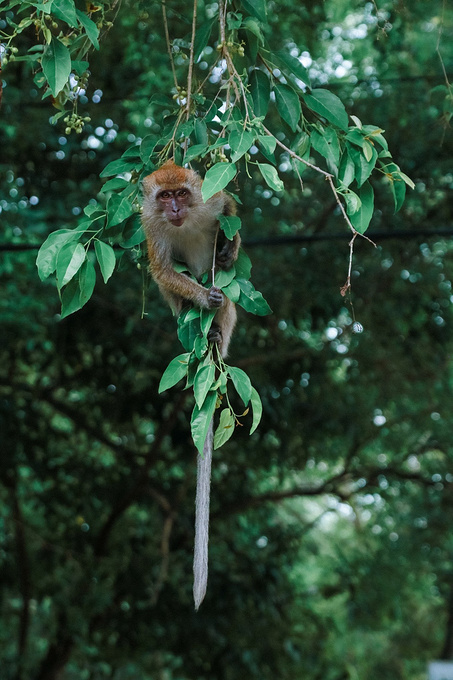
[{"left": 159, "top": 250, "right": 270, "bottom": 454}]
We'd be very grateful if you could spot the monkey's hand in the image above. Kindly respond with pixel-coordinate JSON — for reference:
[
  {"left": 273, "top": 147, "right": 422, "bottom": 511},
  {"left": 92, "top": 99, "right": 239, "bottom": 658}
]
[
  {"left": 216, "top": 243, "right": 235, "bottom": 270},
  {"left": 207, "top": 286, "right": 224, "bottom": 308}
]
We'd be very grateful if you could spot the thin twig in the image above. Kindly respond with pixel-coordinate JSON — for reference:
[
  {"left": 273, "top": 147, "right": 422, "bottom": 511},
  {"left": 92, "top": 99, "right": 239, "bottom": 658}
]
[
  {"left": 185, "top": 0, "right": 198, "bottom": 122},
  {"left": 162, "top": 0, "right": 179, "bottom": 92},
  {"left": 218, "top": 0, "right": 250, "bottom": 120},
  {"left": 211, "top": 228, "right": 219, "bottom": 284},
  {"left": 261, "top": 125, "right": 376, "bottom": 295},
  {"left": 262, "top": 124, "right": 332, "bottom": 177}
]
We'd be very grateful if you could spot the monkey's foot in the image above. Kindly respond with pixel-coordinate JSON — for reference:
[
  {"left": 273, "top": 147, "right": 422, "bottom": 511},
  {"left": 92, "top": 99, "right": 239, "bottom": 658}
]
[{"left": 208, "top": 324, "right": 222, "bottom": 346}]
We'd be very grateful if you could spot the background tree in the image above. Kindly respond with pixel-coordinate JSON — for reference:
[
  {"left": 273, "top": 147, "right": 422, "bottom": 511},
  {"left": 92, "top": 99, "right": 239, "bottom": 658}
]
[{"left": 1, "top": 1, "right": 453, "bottom": 679}]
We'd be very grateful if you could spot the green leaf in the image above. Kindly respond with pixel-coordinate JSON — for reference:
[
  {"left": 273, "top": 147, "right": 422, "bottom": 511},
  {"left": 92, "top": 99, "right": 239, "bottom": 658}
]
[
  {"left": 200, "top": 308, "right": 217, "bottom": 337},
  {"left": 214, "top": 408, "right": 236, "bottom": 449},
  {"left": 237, "top": 279, "right": 272, "bottom": 315},
  {"left": 158, "top": 353, "right": 192, "bottom": 393},
  {"left": 100, "top": 178, "right": 129, "bottom": 193},
  {"left": 362, "top": 125, "right": 389, "bottom": 151},
  {"left": 222, "top": 279, "right": 241, "bottom": 302},
  {"left": 391, "top": 177, "right": 407, "bottom": 213},
  {"left": 215, "top": 267, "right": 236, "bottom": 288},
  {"left": 191, "top": 391, "right": 217, "bottom": 455},
  {"left": 41, "top": 37, "right": 71, "bottom": 96},
  {"left": 250, "top": 387, "right": 263, "bottom": 435},
  {"left": 71, "top": 59, "right": 89, "bottom": 75},
  {"left": 345, "top": 129, "right": 365, "bottom": 148},
  {"left": 184, "top": 144, "right": 209, "bottom": 164},
  {"left": 76, "top": 9, "right": 100, "bottom": 49},
  {"left": 304, "top": 89, "right": 348, "bottom": 131},
  {"left": 257, "top": 163, "right": 284, "bottom": 192},
  {"left": 121, "top": 221, "right": 145, "bottom": 248},
  {"left": 273, "top": 49, "right": 311, "bottom": 87},
  {"left": 178, "top": 309, "right": 201, "bottom": 352},
  {"left": 344, "top": 190, "right": 362, "bottom": 216},
  {"left": 36, "top": 229, "right": 82, "bottom": 281},
  {"left": 218, "top": 214, "right": 242, "bottom": 239},
  {"left": 382, "top": 163, "right": 410, "bottom": 213},
  {"left": 194, "top": 18, "right": 215, "bottom": 61},
  {"left": 363, "top": 140, "right": 374, "bottom": 162},
  {"left": 347, "top": 143, "right": 378, "bottom": 187},
  {"left": 100, "top": 158, "right": 137, "bottom": 178},
  {"left": 51, "top": 0, "right": 78, "bottom": 27},
  {"left": 241, "top": 0, "right": 267, "bottom": 23},
  {"left": 228, "top": 366, "right": 252, "bottom": 406},
  {"left": 311, "top": 128, "right": 340, "bottom": 175},
  {"left": 94, "top": 241, "right": 116, "bottom": 283},
  {"left": 79, "top": 258, "right": 96, "bottom": 307},
  {"left": 194, "top": 118, "right": 208, "bottom": 146},
  {"left": 60, "top": 277, "right": 82, "bottom": 319},
  {"left": 229, "top": 129, "right": 255, "bottom": 163},
  {"left": 59, "top": 259, "right": 95, "bottom": 318},
  {"left": 201, "top": 163, "right": 237, "bottom": 202},
  {"left": 338, "top": 150, "right": 356, "bottom": 188},
  {"left": 349, "top": 181, "right": 374, "bottom": 234},
  {"left": 194, "top": 333, "right": 209, "bottom": 359},
  {"left": 274, "top": 83, "right": 301, "bottom": 132},
  {"left": 234, "top": 249, "right": 252, "bottom": 279},
  {"left": 394, "top": 169, "right": 415, "bottom": 190},
  {"left": 242, "top": 16, "right": 265, "bottom": 44},
  {"left": 139, "top": 135, "right": 157, "bottom": 163},
  {"left": 257, "top": 135, "right": 276, "bottom": 163},
  {"left": 56, "top": 242, "right": 86, "bottom": 288},
  {"left": 106, "top": 195, "right": 135, "bottom": 228},
  {"left": 194, "top": 363, "right": 216, "bottom": 409}
]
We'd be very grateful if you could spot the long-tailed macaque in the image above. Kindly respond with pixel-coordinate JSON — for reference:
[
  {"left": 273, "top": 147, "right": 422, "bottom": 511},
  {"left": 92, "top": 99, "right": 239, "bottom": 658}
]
[{"left": 141, "top": 160, "right": 241, "bottom": 609}]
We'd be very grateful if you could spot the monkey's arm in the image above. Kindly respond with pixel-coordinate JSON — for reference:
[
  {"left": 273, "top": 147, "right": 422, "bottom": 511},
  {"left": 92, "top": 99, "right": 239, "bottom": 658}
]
[
  {"left": 147, "top": 240, "right": 223, "bottom": 312},
  {"left": 216, "top": 231, "right": 241, "bottom": 270},
  {"left": 215, "top": 193, "right": 241, "bottom": 270}
]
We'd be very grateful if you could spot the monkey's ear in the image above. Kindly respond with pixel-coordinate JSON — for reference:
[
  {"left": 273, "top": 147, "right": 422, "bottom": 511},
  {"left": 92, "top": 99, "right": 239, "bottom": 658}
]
[{"left": 142, "top": 175, "right": 155, "bottom": 194}]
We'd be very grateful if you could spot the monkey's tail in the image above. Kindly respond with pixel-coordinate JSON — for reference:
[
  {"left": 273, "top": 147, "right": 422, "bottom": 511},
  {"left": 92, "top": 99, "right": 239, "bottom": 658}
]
[{"left": 193, "top": 419, "right": 213, "bottom": 611}]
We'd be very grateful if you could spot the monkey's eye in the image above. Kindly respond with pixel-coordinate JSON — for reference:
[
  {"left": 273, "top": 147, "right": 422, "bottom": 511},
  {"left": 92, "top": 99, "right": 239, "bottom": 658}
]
[
  {"left": 177, "top": 189, "right": 188, "bottom": 198},
  {"left": 159, "top": 191, "right": 171, "bottom": 200}
]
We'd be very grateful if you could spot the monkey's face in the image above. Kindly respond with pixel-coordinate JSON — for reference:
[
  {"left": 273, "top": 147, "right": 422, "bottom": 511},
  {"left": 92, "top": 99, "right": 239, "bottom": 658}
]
[{"left": 157, "top": 188, "right": 192, "bottom": 227}]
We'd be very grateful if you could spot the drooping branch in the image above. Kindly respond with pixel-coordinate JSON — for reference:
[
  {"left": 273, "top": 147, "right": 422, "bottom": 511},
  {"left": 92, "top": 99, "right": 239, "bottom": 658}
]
[
  {"left": 185, "top": 0, "right": 198, "bottom": 121},
  {"left": 161, "top": 0, "right": 179, "bottom": 92}
]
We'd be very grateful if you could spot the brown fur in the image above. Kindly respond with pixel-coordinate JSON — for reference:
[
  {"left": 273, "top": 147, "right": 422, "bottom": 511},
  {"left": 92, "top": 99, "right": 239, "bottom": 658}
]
[{"left": 141, "top": 160, "right": 240, "bottom": 357}]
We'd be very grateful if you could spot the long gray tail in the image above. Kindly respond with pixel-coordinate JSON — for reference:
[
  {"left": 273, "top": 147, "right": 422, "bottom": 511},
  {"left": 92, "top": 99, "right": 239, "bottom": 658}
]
[{"left": 193, "top": 420, "right": 213, "bottom": 610}]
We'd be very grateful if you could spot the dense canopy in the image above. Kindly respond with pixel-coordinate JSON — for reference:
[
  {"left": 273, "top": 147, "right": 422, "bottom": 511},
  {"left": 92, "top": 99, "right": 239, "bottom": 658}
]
[{"left": 1, "top": 0, "right": 453, "bottom": 678}]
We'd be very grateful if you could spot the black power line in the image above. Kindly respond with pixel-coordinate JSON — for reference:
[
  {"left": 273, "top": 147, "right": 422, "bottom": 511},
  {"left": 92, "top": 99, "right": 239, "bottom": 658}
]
[{"left": 1, "top": 228, "right": 453, "bottom": 253}]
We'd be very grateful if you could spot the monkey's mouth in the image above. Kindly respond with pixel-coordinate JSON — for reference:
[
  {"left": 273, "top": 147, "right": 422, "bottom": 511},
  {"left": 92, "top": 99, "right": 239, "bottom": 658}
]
[{"left": 170, "top": 218, "right": 185, "bottom": 227}]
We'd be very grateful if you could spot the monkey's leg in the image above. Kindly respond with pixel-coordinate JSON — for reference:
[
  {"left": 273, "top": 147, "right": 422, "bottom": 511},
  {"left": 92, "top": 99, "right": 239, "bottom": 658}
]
[
  {"left": 193, "top": 420, "right": 213, "bottom": 610},
  {"left": 209, "top": 299, "right": 237, "bottom": 358}
]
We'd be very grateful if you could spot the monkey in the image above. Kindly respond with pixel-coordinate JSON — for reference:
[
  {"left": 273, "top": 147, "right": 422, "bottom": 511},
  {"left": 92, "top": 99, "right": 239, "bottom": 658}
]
[
  {"left": 141, "top": 159, "right": 241, "bottom": 609},
  {"left": 141, "top": 160, "right": 239, "bottom": 356}
]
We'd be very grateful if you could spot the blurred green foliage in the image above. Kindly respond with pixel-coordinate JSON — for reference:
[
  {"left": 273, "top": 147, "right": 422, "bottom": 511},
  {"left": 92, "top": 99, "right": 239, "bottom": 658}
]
[{"left": 1, "top": 1, "right": 453, "bottom": 679}]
